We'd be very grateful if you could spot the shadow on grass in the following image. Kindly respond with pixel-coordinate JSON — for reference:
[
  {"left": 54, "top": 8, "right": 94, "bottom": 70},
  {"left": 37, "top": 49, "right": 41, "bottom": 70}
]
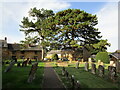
[{"left": 54, "top": 67, "right": 120, "bottom": 89}]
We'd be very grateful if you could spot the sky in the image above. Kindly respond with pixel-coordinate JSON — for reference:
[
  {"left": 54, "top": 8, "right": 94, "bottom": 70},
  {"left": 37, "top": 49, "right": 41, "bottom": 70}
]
[{"left": 0, "top": 0, "right": 119, "bottom": 52}]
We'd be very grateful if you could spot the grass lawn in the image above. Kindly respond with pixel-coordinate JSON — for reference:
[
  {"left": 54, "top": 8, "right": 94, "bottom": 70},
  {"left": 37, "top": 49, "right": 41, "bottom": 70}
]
[
  {"left": 53, "top": 61, "right": 120, "bottom": 88},
  {"left": 2, "top": 61, "right": 45, "bottom": 88}
]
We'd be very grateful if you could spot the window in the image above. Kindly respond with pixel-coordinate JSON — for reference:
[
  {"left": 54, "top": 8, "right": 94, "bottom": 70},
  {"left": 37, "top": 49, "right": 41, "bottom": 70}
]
[
  {"left": 21, "top": 51, "right": 25, "bottom": 54},
  {"left": 34, "top": 51, "right": 37, "bottom": 54}
]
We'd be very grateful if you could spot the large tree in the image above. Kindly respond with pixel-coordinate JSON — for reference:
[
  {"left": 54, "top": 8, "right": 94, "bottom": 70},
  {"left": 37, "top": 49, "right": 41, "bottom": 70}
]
[
  {"left": 45, "top": 9, "right": 102, "bottom": 49},
  {"left": 20, "top": 7, "right": 54, "bottom": 60}
]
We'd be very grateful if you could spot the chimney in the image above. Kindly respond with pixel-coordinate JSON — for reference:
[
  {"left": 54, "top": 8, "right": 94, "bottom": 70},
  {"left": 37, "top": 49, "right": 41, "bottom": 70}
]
[{"left": 5, "top": 37, "right": 7, "bottom": 41}]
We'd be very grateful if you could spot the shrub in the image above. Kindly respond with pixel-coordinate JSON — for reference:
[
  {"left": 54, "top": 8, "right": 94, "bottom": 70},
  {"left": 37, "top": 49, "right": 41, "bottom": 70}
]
[
  {"left": 95, "top": 52, "right": 109, "bottom": 63},
  {"left": 52, "top": 54, "right": 59, "bottom": 60}
]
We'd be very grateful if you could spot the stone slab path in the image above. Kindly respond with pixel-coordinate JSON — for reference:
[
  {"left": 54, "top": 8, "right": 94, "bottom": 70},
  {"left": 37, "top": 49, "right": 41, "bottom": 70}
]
[{"left": 42, "top": 63, "right": 65, "bottom": 89}]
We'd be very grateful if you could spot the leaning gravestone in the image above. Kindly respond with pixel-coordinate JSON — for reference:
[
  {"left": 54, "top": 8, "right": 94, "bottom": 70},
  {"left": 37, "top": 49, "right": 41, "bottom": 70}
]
[
  {"left": 84, "top": 62, "right": 89, "bottom": 71},
  {"left": 4, "top": 61, "right": 16, "bottom": 72},
  {"left": 108, "top": 66, "right": 117, "bottom": 82},
  {"left": 98, "top": 65, "right": 104, "bottom": 77},
  {"left": 91, "top": 63, "right": 96, "bottom": 74},
  {"left": 27, "top": 62, "right": 38, "bottom": 83}
]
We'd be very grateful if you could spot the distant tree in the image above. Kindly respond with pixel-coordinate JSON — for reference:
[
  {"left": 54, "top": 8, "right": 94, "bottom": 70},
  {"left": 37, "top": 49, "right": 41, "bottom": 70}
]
[
  {"left": 20, "top": 7, "right": 54, "bottom": 60},
  {"left": 95, "top": 52, "right": 110, "bottom": 63},
  {"left": 91, "top": 39, "right": 111, "bottom": 54}
]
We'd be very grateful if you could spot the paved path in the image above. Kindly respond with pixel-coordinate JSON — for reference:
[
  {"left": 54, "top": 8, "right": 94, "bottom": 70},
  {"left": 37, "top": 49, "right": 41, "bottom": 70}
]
[{"left": 42, "top": 63, "right": 65, "bottom": 89}]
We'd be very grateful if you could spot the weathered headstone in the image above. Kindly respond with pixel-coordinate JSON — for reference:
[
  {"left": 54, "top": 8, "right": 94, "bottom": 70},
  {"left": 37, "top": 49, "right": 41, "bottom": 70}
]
[
  {"left": 98, "top": 65, "right": 104, "bottom": 77},
  {"left": 70, "top": 75, "right": 75, "bottom": 88},
  {"left": 17, "top": 62, "right": 21, "bottom": 67},
  {"left": 65, "top": 70, "right": 69, "bottom": 79},
  {"left": 116, "top": 60, "right": 120, "bottom": 73},
  {"left": 108, "top": 66, "right": 113, "bottom": 71},
  {"left": 84, "top": 62, "right": 89, "bottom": 71},
  {"left": 91, "top": 63, "right": 96, "bottom": 74},
  {"left": 62, "top": 67, "right": 65, "bottom": 76},
  {"left": 108, "top": 66, "right": 117, "bottom": 82},
  {"left": 76, "top": 61, "right": 79, "bottom": 69},
  {"left": 28, "top": 60, "right": 32, "bottom": 64},
  {"left": 27, "top": 62, "right": 38, "bottom": 83},
  {"left": 75, "top": 80, "right": 80, "bottom": 89},
  {"left": 4, "top": 61, "right": 16, "bottom": 72},
  {"left": 22, "top": 60, "right": 29, "bottom": 67}
]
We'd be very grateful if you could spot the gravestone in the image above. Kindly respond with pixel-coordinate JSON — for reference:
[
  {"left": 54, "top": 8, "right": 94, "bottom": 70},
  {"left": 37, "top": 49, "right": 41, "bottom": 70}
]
[
  {"left": 4, "top": 61, "right": 16, "bottom": 72},
  {"left": 116, "top": 60, "right": 120, "bottom": 73},
  {"left": 75, "top": 80, "right": 80, "bottom": 89},
  {"left": 98, "top": 65, "right": 104, "bottom": 77},
  {"left": 108, "top": 66, "right": 117, "bottom": 82},
  {"left": 76, "top": 61, "right": 79, "bottom": 69},
  {"left": 91, "top": 63, "right": 96, "bottom": 74},
  {"left": 2, "top": 62, "right": 5, "bottom": 65},
  {"left": 17, "top": 62, "right": 21, "bottom": 67},
  {"left": 22, "top": 60, "right": 29, "bottom": 67},
  {"left": 28, "top": 60, "right": 32, "bottom": 64},
  {"left": 84, "top": 62, "right": 89, "bottom": 71},
  {"left": 65, "top": 70, "right": 69, "bottom": 79},
  {"left": 108, "top": 66, "right": 113, "bottom": 71},
  {"left": 110, "top": 67, "right": 117, "bottom": 82},
  {"left": 27, "top": 62, "right": 38, "bottom": 83},
  {"left": 70, "top": 75, "right": 75, "bottom": 88},
  {"left": 62, "top": 67, "right": 65, "bottom": 76}
]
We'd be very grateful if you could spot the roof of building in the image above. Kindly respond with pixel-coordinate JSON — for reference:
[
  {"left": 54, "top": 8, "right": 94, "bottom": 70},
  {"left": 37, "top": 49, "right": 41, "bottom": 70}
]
[
  {"left": 110, "top": 50, "right": 120, "bottom": 60},
  {"left": 8, "top": 43, "right": 42, "bottom": 51}
]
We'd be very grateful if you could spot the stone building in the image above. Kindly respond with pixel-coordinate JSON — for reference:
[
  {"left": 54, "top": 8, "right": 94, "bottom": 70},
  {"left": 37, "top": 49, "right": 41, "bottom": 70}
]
[
  {"left": 0, "top": 37, "right": 42, "bottom": 60},
  {"left": 46, "top": 48, "right": 83, "bottom": 61},
  {"left": 109, "top": 50, "right": 120, "bottom": 72}
]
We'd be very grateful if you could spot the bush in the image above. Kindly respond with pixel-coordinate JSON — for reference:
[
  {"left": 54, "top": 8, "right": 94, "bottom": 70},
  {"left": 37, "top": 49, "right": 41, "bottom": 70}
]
[
  {"left": 52, "top": 54, "right": 59, "bottom": 60},
  {"left": 95, "top": 52, "right": 109, "bottom": 63}
]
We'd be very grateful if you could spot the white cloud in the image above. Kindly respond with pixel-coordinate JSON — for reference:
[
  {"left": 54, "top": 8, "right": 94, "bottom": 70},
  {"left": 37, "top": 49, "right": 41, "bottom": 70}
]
[
  {"left": 95, "top": 2, "right": 118, "bottom": 52},
  {"left": 0, "top": 0, "right": 71, "bottom": 43}
]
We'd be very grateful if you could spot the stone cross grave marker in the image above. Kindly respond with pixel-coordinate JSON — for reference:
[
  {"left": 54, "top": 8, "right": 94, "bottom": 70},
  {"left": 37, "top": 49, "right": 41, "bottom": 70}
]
[
  {"left": 4, "top": 61, "right": 16, "bottom": 72},
  {"left": 91, "top": 63, "right": 96, "bottom": 74},
  {"left": 27, "top": 62, "right": 38, "bottom": 83},
  {"left": 84, "top": 62, "right": 89, "bottom": 71},
  {"left": 98, "top": 65, "right": 104, "bottom": 77}
]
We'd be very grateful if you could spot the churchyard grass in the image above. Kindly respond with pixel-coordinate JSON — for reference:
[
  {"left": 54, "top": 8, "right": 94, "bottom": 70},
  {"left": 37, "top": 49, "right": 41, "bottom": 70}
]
[
  {"left": 54, "top": 61, "right": 120, "bottom": 88},
  {"left": 2, "top": 62, "right": 45, "bottom": 88}
]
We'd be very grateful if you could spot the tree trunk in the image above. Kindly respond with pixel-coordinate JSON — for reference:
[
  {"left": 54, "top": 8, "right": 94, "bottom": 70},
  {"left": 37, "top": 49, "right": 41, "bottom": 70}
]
[{"left": 41, "top": 47, "right": 44, "bottom": 60}]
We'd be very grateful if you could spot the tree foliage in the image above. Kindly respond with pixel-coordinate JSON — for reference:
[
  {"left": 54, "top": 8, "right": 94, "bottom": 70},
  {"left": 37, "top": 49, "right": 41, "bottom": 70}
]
[
  {"left": 46, "top": 9, "right": 102, "bottom": 49},
  {"left": 95, "top": 52, "right": 109, "bottom": 63}
]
